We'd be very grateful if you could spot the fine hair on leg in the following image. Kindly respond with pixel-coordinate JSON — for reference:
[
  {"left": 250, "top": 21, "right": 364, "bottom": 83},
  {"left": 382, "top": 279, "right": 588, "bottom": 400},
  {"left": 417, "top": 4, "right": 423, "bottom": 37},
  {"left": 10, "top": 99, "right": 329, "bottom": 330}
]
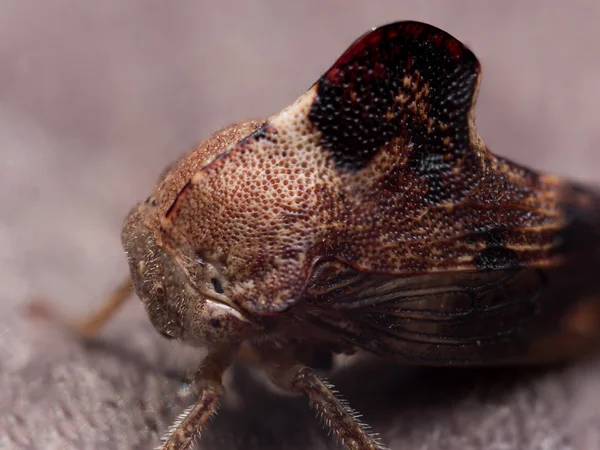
[
  {"left": 291, "top": 366, "right": 387, "bottom": 450},
  {"left": 158, "top": 352, "right": 230, "bottom": 450}
]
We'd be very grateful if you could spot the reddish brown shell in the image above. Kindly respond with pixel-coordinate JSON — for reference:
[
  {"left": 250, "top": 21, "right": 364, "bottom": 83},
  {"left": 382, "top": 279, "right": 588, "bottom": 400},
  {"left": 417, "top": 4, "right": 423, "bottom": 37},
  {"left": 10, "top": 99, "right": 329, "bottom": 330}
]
[{"left": 158, "top": 22, "right": 566, "bottom": 315}]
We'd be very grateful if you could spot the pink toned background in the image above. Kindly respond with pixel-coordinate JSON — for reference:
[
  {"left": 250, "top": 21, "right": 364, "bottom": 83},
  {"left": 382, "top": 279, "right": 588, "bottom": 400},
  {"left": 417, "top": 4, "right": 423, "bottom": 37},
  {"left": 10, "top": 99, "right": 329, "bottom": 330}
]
[{"left": 2, "top": 2, "right": 600, "bottom": 449}]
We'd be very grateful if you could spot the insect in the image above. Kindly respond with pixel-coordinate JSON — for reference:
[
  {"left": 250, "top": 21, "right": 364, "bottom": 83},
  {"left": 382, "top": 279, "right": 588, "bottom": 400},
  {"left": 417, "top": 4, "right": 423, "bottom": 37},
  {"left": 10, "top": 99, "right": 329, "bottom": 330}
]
[{"left": 30, "top": 20, "right": 600, "bottom": 450}]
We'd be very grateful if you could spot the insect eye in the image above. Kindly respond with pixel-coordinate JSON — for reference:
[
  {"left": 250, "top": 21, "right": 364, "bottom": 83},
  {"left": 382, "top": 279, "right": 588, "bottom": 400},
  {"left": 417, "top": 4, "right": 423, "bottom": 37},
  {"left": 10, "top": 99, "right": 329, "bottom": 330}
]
[
  {"left": 144, "top": 196, "right": 158, "bottom": 207},
  {"left": 158, "top": 329, "right": 176, "bottom": 340},
  {"left": 211, "top": 278, "right": 224, "bottom": 294},
  {"left": 155, "top": 283, "right": 165, "bottom": 296}
]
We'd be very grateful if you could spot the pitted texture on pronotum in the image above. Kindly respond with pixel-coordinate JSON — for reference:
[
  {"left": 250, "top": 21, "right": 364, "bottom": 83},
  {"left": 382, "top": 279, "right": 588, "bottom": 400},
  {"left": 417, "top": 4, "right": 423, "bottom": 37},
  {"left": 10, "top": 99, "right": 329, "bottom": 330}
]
[
  {"left": 150, "top": 120, "right": 265, "bottom": 227},
  {"left": 159, "top": 22, "right": 566, "bottom": 314},
  {"left": 309, "top": 21, "right": 479, "bottom": 176}
]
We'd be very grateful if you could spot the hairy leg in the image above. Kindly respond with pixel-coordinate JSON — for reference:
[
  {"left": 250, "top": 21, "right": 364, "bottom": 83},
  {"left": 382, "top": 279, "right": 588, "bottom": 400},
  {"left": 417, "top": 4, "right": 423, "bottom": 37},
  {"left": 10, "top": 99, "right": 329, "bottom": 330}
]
[
  {"left": 26, "top": 277, "right": 133, "bottom": 337},
  {"left": 269, "top": 362, "right": 386, "bottom": 450},
  {"left": 158, "top": 352, "right": 230, "bottom": 450}
]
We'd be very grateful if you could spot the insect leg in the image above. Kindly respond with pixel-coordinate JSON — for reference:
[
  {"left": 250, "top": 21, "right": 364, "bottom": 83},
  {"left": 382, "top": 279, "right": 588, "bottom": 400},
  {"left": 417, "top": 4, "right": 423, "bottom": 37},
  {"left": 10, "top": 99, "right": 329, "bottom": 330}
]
[
  {"left": 290, "top": 366, "right": 387, "bottom": 450},
  {"left": 26, "top": 277, "right": 133, "bottom": 338},
  {"left": 158, "top": 352, "right": 229, "bottom": 450}
]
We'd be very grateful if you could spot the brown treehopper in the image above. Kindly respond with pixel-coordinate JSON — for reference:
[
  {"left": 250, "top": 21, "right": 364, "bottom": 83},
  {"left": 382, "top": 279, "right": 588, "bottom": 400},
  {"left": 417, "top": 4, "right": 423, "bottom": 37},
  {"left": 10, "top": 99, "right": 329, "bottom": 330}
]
[{"left": 30, "top": 21, "right": 600, "bottom": 450}]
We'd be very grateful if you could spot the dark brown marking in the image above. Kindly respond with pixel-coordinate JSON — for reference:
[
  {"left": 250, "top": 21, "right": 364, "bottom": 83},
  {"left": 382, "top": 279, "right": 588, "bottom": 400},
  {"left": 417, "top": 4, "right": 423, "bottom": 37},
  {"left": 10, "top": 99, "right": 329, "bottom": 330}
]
[
  {"left": 308, "top": 20, "right": 480, "bottom": 207},
  {"left": 475, "top": 228, "right": 522, "bottom": 270},
  {"left": 475, "top": 247, "right": 521, "bottom": 271},
  {"left": 165, "top": 179, "right": 192, "bottom": 219},
  {"left": 238, "top": 123, "right": 276, "bottom": 145}
]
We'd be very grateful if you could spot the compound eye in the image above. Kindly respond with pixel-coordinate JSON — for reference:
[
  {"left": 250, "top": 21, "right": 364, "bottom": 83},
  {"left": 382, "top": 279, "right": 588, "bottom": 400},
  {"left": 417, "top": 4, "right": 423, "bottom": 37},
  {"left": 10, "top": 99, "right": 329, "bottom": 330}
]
[
  {"left": 154, "top": 282, "right": 166, "bottom": 297},
  {"left": 144, "top": 196, "right": 158, "bottom": 207},
  {"left": 158, "top": 329, "right": 176, "bottom": 340},
  {"left": 211, "top": 278, "right": 224, "bottom": 294}
]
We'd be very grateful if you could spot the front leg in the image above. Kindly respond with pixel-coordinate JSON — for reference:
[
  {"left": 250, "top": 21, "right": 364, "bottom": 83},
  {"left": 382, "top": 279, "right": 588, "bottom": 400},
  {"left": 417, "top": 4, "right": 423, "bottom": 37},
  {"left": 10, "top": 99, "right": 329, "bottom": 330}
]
[
  {"left": 26, "top": 277, "right": 133, "bottom": 338},
  {"left": 159, "top": 352, "right": 231, "bottom": 450}
]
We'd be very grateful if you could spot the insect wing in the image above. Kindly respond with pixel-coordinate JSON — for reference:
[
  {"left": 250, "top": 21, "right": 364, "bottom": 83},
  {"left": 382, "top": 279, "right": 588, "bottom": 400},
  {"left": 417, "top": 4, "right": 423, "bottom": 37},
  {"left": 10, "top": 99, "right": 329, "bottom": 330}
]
[{"left": 302, "top": 183, "right": 600, "bottom": 365}]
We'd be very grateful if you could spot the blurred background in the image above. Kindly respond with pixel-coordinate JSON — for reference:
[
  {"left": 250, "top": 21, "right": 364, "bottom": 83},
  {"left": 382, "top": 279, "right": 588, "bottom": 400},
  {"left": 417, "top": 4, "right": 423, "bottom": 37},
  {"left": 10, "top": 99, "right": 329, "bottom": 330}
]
[{"left": 2, "top": 1, "right": 600, "bottom": 449}]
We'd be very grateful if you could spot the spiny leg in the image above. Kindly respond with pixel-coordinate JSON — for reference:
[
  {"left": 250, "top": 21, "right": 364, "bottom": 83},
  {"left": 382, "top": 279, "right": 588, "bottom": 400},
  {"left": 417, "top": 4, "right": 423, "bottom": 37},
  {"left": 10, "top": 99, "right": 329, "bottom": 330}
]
[
  {"left": 287, "top": 365, "right": 387, "bottom": 450},
  {"left": 159, "top": 352, "right": 229, "bottom": 450},
  {"left": 26, "top": 277, "right": 133, "bottom": 338}
]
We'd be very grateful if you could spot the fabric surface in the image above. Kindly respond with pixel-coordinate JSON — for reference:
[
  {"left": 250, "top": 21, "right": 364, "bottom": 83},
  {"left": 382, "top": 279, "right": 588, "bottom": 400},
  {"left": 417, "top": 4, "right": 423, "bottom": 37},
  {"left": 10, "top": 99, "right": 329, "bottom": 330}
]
[{"left": 2, "top": 2, "right": 600, "bottom": 449}]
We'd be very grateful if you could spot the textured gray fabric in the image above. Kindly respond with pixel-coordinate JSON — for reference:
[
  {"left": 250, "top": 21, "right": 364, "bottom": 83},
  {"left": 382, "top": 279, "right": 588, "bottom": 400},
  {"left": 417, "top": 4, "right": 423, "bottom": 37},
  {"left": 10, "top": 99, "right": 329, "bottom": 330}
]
[{"left": 2, "top": 2, "right": 600, "bottom": 449}]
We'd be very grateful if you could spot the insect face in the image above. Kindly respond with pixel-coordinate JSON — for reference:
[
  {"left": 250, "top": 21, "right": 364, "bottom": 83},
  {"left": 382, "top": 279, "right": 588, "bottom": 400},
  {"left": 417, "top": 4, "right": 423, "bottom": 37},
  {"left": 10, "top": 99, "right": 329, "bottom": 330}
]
[{"left": 122, "top": 200, "right": 252, "bottom": 347}]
